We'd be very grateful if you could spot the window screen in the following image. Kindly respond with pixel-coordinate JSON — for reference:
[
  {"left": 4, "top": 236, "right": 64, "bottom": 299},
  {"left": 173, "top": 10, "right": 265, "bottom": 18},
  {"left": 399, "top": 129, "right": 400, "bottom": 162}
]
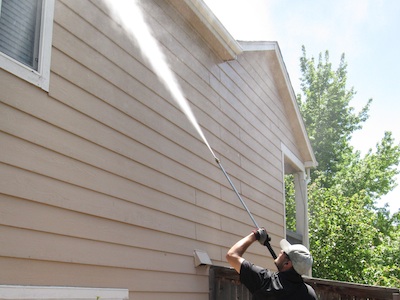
[{"left": 0, "top": 0, "right": 42, "bottom": 70}]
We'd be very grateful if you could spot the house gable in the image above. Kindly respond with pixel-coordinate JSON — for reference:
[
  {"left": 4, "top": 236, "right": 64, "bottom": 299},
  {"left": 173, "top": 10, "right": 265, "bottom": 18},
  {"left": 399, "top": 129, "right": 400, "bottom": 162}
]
[
  {"left": 168, "top": 0, "right": 316, "bottom": 167},
  {"left": 239, "top": 41, "right": 317, "bottom": 168}
]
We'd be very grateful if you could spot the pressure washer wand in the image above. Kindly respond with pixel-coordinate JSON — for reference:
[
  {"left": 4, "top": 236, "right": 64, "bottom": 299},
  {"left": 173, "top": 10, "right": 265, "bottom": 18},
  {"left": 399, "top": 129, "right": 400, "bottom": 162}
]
[
  {"left": 214, "top": 157, "right": 277, "bottom": 259},
  {"left": 215, "top": 157, "right": 259, "bottom": 228}
]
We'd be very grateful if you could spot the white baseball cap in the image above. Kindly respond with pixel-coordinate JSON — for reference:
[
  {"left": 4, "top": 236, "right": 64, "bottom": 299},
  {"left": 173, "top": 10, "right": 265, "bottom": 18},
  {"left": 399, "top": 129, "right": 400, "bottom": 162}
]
[{"left": 280, "top": 239, "right": 313, "bottom": 275}]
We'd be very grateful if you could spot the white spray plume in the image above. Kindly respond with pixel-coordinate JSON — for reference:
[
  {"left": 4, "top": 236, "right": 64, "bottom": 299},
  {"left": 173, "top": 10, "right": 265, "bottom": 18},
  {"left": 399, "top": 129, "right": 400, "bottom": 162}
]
[{"left": 105, "top": 0, "right": 217, "bottom": 160}]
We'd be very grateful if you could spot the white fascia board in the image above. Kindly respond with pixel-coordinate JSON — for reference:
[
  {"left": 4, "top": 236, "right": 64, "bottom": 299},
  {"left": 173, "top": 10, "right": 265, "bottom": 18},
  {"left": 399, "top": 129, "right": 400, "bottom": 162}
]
[
  {"left": 169, "top": 0, "right": 243, "bottom": 60},
  {"left": 188, "top": 0, "right": 242, "bottom": 55},
  {"left": 281, "top": 143, "right": 305, "bottom": 173}
]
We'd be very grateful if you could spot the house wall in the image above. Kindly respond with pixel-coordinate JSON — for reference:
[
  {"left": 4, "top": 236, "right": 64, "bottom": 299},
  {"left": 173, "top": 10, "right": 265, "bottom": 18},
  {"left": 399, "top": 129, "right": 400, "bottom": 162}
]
[{"left": 0, "top": 0, "right": 305, "bottom": 299}]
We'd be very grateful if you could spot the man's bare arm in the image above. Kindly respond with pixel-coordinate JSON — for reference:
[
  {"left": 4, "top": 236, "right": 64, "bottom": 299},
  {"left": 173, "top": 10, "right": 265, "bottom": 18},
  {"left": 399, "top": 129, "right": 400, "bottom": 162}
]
[{"left": 226, "top": 232, "right": 256, "bottom": 273}]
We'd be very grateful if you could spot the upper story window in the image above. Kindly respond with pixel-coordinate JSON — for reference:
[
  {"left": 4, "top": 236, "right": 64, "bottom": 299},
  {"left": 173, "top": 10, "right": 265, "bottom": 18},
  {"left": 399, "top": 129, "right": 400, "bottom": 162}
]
[{"left": 0, "top": 0, "right": 54, "bottom": 91}]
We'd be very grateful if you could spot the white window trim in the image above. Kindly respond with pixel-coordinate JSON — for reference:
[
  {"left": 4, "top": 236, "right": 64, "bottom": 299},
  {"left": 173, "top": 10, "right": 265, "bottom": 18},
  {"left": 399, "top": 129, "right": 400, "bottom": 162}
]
[
  {"left": 0, "top": 285, "right": 129, "bottom": 300},
  {"left": 0, "top": 0, "right": 55, "bottom": 91}
]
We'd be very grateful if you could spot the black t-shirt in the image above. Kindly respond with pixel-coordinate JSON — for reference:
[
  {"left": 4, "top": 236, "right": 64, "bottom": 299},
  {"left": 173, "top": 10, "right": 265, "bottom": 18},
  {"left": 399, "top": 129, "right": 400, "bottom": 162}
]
[{"left": 240, "top": 260, "right": 318, "bottom": 300}]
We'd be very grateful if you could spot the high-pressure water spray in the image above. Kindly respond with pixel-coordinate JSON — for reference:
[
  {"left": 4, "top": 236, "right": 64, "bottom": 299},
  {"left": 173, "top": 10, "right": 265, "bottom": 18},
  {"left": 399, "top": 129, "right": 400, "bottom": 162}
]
[{"left": 107, "top": 0, "right": 277, "bottom": 259}]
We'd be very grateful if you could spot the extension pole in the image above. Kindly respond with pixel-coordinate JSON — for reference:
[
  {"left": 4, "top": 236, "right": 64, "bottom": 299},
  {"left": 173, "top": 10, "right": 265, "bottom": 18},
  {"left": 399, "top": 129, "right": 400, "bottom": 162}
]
[
  {"left": 214, "top": 157, "right": 277, "bottom": 259},
  {"left": 215, "top": 158, "right": 259, "bottom": 228}
]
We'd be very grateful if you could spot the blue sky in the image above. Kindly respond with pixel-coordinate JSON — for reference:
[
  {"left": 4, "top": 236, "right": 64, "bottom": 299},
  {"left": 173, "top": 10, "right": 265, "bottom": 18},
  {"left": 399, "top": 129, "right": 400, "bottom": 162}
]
[{"left": 203, "top": 0, "right": 400, "bottom": 213}]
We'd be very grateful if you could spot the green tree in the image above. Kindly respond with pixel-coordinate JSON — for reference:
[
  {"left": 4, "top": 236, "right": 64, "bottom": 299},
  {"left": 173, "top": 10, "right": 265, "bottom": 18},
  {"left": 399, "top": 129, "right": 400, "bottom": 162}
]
[
  {"left": 298, "top": 48, "right": 371, "bottom": 183},
  {"left": 296, "top": 46, "right": 400, "bottom": 287},
  {"left": 363, "top": 210, "right": 400, "bottom": 287},
  {"left": 285, "top": 174, "right": 296, "bottom": 231}
]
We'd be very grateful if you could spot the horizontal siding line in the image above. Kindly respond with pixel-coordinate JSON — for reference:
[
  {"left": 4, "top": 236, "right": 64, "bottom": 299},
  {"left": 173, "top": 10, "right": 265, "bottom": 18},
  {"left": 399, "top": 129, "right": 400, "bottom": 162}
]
[
  {"left": 0, "top": 191, "right": 227, "bottom": 256},
  {"left": 0, "top": 12, "right": 284, "bottom": 230},
  {"left": 144, "top": 0, "right": 214, "bottom": 83},
  {"left": 169, "top": 51, "right": 285, "bottom": 172},
  {"left": 48, "top": 44, "right": 282, "bottom": 204},
  {"left": 48, "top": 45, "right": 282, "bottom": 209},
  {"left": 0, "top": 158, "right": 282, "bottom": 241},
  {"left": 0, "top": 119, "right": 282, "bottom": 234},
  {"left": 148, "top": 14, "right": 284, "bottom": 167},
  {"left": 142, "top": 1, "right": 284, "bottom": 163},
  {"left": 226, "top": 53, "right": 294, "bottom": 147},
  {"left": 1, "top": 256, "right": 210, "bottom": 293},
  {"left": 238, "top": 53, "right": 300, "bottom": 154},
  {"left": 49, "top": 16, "right": 284, "bottom": 205},
  {"left": 48, "top": 22, "right": 274, "bottom": 178},
  {"left": 225, "top": 58, "right": 294, "bottom": 159},
  {"left": 49, "top": 28, "right": 279, "bottom": 199},
  {"left": 1, "top": 0, "right": 293, "bottom": 293},
  {"left": 0, "top": 101, "right": 216, "bottom": 203},
  {"left": 0, "top": 161, "right": 283, "bottom": 245},
  {"left": 232, "top": 56, "right": 282, "bottom": 115},
  {"left": 0, "top": 195, "right": 232, "bottom": 262},
  {"left": 217, "top": 61, "right": 280, "bottom": 142},
  {"left": 237, "top": 53, "right": 285, "bottom": 116},
  {"left": 146, "top": 0, "right": 284, "bottom": 161},
  {"left": 53, "top": 2, "right": 284, "bottom": 178},
  {"left": 0, "top": 219, "right": 279, "bottom": 265},
  {"left": 0, "top": 155, "right": 219, "bottom": 234},
  {"left": 0, "top": 223, "right": 214, "bottom": 273},
  {"left": 51, "top": 0, "right": 282, "bottom": 218}
]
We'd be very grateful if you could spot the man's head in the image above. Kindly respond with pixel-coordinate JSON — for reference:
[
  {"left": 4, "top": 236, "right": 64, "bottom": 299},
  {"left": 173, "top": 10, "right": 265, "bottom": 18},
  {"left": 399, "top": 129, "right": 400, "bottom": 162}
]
[{"left": 275, "top": 239, "right": 313, "bottom": 275}]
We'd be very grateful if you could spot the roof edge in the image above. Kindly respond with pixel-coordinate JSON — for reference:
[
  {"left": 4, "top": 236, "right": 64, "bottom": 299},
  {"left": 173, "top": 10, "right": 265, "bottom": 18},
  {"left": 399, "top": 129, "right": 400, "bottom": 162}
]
[{"left": 168, "top": 0, "right": 243, "bottom": 61}]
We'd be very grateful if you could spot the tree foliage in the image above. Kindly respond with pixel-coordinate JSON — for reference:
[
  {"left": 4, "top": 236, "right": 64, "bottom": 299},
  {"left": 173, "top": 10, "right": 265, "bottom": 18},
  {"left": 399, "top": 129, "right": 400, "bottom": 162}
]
[{"left": 295, "top": 46, "right": 400, "bottom": 287}]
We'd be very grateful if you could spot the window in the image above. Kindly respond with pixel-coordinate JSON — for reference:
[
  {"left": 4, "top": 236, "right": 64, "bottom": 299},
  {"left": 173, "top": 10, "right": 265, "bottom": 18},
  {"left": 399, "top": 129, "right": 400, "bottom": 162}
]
[{"left": 0, "top": 0, "right": 54, "bottom": 91}]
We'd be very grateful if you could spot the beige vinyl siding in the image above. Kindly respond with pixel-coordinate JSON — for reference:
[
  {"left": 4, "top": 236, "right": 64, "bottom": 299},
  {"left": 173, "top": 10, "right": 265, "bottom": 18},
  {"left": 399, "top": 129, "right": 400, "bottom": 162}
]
[
  {"left": 236, "top": 51, "right": 304, "bottom": 160},
  {"left": 0, "top": 0, "right": 311, "bottom": 298},
  {"left": 53, "top": 0, "right": 286, "bottom": 225}
]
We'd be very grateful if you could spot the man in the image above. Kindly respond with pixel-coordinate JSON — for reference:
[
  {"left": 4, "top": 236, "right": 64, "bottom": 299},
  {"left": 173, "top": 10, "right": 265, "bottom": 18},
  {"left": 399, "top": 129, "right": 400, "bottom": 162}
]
[{"left": 226, "top": 228, "right": 318, "bottom": 299}]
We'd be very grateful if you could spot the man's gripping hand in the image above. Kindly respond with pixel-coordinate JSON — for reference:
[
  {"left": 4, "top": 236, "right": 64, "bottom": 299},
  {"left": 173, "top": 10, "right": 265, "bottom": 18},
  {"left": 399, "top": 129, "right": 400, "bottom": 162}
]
[{"left": 252, "top": 227, "right": 271, "bottom": 246}]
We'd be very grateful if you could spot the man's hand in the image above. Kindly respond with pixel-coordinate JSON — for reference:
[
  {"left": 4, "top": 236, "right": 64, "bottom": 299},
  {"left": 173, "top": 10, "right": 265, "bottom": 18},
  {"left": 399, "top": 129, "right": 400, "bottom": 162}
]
[{"left": 252, "top": 227, "right": 271, "bottom": 246}]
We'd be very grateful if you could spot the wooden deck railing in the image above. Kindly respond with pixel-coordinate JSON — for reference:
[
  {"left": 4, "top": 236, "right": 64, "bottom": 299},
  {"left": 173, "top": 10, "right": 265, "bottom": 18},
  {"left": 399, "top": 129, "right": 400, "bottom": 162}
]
[
  {"left": 210, "top": 266, "right": 400, "bottom": 300},
  {"left": 304, "top": 276, "right": 400, "bottom": 300}
]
